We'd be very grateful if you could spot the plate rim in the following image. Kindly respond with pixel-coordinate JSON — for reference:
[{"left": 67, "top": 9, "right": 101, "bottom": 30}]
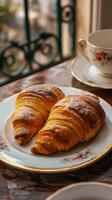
[
  {"left": 46, "top": 182, "right": 112, "bottom": 200},
  {"left": 0, "top": 86, "right": 112, "bottom": 173},
  {"left": 71, "top": 56, "right": 112, "bottom": 89}
]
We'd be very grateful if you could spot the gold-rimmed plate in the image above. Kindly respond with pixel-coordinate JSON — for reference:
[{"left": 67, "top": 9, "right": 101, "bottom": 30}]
[{"left": 0, "top": 86, "right": 112, "bottom": 173}]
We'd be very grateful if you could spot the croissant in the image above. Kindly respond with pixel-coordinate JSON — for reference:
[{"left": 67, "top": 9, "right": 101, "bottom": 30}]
[
  {"left": 12, "top": 84, "right": 64, "bottom": 145},
  {"left": 31, "top": 93, "right": 105, "bottom": 155}
]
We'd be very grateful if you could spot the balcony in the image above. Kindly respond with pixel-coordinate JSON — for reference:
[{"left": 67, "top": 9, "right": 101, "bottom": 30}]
[{"left": 0, "top": 0, "right": 91, "bottom": 86}]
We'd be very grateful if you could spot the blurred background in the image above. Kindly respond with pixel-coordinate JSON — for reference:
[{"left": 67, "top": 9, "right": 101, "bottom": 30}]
[{"left": 0, "top": 0, "right": 111, "bottom": 86}]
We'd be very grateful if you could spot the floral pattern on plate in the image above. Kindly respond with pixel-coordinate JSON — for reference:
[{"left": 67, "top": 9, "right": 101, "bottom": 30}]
[
  {"left": 0, "top": 135, "right": 8, "bottom": 150},
  {"left": 61, "top": 149, "right": 95, "bottom": 164}
]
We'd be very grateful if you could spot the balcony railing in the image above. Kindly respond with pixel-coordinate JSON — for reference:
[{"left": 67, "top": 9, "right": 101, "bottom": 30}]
[{"left": 0, "top": 0, "right": 76, "bottom": 86}]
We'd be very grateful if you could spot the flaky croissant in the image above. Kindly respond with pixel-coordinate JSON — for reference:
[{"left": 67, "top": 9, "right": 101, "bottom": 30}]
[
  {"left": 31, "top": 93, "right": 105, "bottom": 155},
  {"left": 12, "top": 84, "right": 64, "bottom": 145}
]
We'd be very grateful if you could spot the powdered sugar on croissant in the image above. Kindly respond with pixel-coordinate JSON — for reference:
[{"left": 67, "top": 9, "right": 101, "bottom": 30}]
[
  {"left": 12, "top": 84, "right": 65, "bottom": 145},
  {"left": 31, "top": 93, "right": 105, "bottom": 155}
]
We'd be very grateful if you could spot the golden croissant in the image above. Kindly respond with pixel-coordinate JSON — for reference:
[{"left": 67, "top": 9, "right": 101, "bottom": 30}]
[
  {"left": 12, "top": 84, "right": 65, "bottom": 145},
  {"left": 31, "top": 93, "right": 105, "bottom": 155}
]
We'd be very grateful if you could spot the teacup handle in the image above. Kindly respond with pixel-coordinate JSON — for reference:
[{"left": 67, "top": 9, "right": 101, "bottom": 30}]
[{"left": 78, "top": 39, "right": 90, "bottom": 62}]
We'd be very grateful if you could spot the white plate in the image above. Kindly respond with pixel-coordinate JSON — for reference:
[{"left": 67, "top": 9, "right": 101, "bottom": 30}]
[
  {"left": 71, "top": 56, "right": 112, "bottom": 89},
  {"left": 46, "top": 182, "right": 112, "bottom": 200},
  {"left": 0, "top": 87, "right": 112, "bottom": 173}
]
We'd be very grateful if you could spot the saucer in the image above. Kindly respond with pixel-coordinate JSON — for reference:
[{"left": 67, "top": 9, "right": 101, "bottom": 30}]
[{"left": 71, "top": 56, "right": 112, "bottom": 89}]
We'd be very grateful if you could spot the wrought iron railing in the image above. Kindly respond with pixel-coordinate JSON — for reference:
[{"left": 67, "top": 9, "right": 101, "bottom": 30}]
[{"left": 0, "top": 0, "right": 76, "bottom": 86}]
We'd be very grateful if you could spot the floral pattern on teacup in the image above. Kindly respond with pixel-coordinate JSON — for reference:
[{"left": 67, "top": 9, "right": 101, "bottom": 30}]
[{"left": 92, "top": 51, "right": 112, "bottom": 66}]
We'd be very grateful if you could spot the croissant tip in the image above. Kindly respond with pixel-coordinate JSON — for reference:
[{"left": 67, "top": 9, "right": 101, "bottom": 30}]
[
  {"left": 15, "top": 138, "right": 24, "bottom": 145},
  {"left": 31, "top": 147, "right": 37, "bottom": 154}
]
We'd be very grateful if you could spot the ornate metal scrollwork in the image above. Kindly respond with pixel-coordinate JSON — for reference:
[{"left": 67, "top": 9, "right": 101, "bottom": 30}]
[
  {"left": 0, "top": 41, "right": 26, "bottom": 77},
  {"left": 0, "top": 32, "right": 59, "bottom": 78},
  {"left": 61, "top": 5, "right": 74, "bottom": 23},
  {"left": 0, "top": 0, "right": 76, "bottom": 86},
  {"left": 32, "top": 33, "right": 59, "bottom": 67}
]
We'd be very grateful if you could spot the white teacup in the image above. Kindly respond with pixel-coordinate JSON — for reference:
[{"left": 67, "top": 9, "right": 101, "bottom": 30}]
[{"left": 78, "top": 29, "right": 112, "bottom": 77}]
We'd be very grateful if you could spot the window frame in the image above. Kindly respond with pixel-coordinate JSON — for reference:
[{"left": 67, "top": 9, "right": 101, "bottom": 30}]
[{"left": 90, "top": 0, "right": 112, "bottom": 32}]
